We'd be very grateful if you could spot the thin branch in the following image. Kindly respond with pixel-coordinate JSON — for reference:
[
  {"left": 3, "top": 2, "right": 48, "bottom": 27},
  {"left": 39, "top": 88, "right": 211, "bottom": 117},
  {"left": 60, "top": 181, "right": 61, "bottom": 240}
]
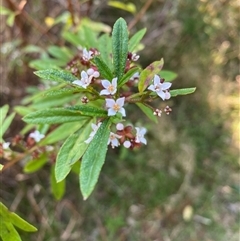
[{"left": 128, "top": 0, "right": 153, "bottom": 30}]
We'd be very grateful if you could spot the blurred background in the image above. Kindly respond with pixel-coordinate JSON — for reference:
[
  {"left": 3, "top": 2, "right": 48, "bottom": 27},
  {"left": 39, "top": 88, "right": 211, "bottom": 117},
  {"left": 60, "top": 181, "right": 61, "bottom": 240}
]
[{"left": 1, "top": 0, "right": 239, "bottom": 240}]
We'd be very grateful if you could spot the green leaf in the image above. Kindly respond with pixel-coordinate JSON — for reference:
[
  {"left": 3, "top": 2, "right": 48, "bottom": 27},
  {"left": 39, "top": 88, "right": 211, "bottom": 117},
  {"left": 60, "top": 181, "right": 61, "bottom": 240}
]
[
  {"left": 80, "top": 118, "right": 111, "bottom": 200},
  {"left": 9, "top": 213, "right": 37, "bottom": 232},
  {"left": 23, "top": 109, "right": 90, "bottom": 124},
  {"left": 138, "top": 59, "right": 164, "bottom": 93},
  {"left": 7, "top": 13, "right": 16, "bottom": 27},
  {"left": 43, "top": 88, "right": 79, "bottom": 96},
  {"left": 83, "top": 26, "right": 98, "bottom": 48},
  {"left": 112, "top": 18, "right": 129, "bottom": 80},
  {"left": 98, "top": 34, "right": 113, "bottom": 70},
  {"left": 23, "top": 154, "right": 48, "bottom": 173},
  {"left": 14, "top": 106, "right": 33, "bottom": 116},
  {"left": 0, "top": 202, "right": 37, "bottom": 236},
  {"left": 94, "top": 56, "right": 113, "bottom": 80},
  {"left": 0, "top": 105, "right": 9, "bottom": 122},
  {"left": 34, "top": 69, "right": 76, "bottom": 83},
  {"left": 66, "top": 105, "right": 107, "bottom": 117},
  {"left": 128, "top": 28, "right": 147, "bottom": 52},
  {"left": 55, "top": 121, "right": 93, "bottom": 182},
  {"left": 160, "top": 70, "right": 178, "bottom": 82},
  {"left": 29, "top": 58, "right": 64, "bottom": 70},
  {"left": 40, "top": 121, "right": 86, "bottom": 145},
  {"left": 170, "top": 88, "right": 196, "bottom": 97},
  {"left": 50, "top": 165, "right": 65, "bottom": 200},
  {"left": 47, "top": 46, "right": 72, "bottom": 61},
  {"left": 0, "top": 222, "right": 21, "bottom": 241},
  {"left": 31, "top": 93, "right": 80, "bottom": 109},
  {"left": 62, "top": 31, "right": 85, "bottom": 47},
  {"left": 136, "top": 103, "right": 158, "bottom": 123},
  {"left": 0, "top": 164, "right": 3, "bottom": 171},
  {"left": 0, "top": 112, "right": 15, "bottom": 141},
  {"left": 108, "top": 1, "right": 136, "bottom": 14},
  {"left": 118, "top": 67, "right": 139, "bottom": 87}
]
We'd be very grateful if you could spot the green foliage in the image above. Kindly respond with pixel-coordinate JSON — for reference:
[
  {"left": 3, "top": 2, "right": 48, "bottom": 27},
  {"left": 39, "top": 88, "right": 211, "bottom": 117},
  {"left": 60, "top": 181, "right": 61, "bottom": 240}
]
[
  {"left": 138, "top": 59, "right": 164, "bottom": 92},
  {"left": 23, "top": 154, "right": 48, "bottom": 173},
  {"left": 112, "top": 18, "right": 129, "bottom": 80},
  {"left": 34, "top": 69, "right": 76, "bottom": 83},
  {"left": 129, "top": 28, "right": 147, "bottom": 52},
  {"left": 170, "top": 87, "right": 196, "bottom": 97},
  {"left": 94, "top": 56, "right": 113, "bottom": 80},
  {"left": 0, "top": 105, "right": 15, "bottom": 142},
  {"left": 80, "top": 118, "right": 111, "bottom": 200},
  {"left": 0, "top": 202, "right": 37, "bottom": 241},
  {"left": 55, "top": 121, "right": 93, "bottom": 182},
  {"left": 108, "top": 1, "right": 136, "bottom": 14}
]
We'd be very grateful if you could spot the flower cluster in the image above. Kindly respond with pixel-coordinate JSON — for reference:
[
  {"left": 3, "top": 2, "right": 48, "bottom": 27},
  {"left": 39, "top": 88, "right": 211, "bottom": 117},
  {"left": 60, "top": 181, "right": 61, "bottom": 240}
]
[{"left": 69, "top": 48, "right": 173, "bottom": 149}]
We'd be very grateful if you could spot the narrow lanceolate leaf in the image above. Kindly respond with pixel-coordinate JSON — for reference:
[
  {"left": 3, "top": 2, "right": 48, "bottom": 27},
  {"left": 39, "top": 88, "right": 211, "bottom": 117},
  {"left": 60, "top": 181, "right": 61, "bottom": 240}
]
[
  {"left": 55, "top": 121, "right": 93, "bottom": 182},
  {"left": 22, "top": 107, "right": 98, "bottom": 124},
  {"left": 94, "top": 56, "right": 113, "bottom": 80},
  {"left": 136, "top": 103, "right": 158, "bottom": 123},
  {"left": 0, "top": 105, "right": 9, "bottom": 123},
  {"left": 159, "top": 70, "right": 178, "bottom": 82},
  {"left": 0, "top": 202, "right": 37, "bottom": 233},
  {"left": 50, "top": 165, "right": 65, "bottom": 200},
  {"left": 40, "top": 121, "right": 86, "bottom": 145},
  {"left": 80, "top": 118, "right": 111, "bottom": 200},
  {"left": 23, "top": 154, "right": 48, "bottom": 173},
  {"left": 118, "top": 67, "right": 139, "bottom": 87},
  {"left": 98, "top": 34, "right": 113, "bottom": 70},
  {"left": 0, "top": 222, "right": 21, "bottom": 241},
  {"left": 34, "top": 69, "right": 76, "bottom": 83},
  {"left": 66, "top": 105, "right": 107, "bottom": 117},
  {"left": 0, "top": 112, "right": 15, "bottom": 141},
  {"left": 170, "top": 88, "right": 196, "bottom": 97},
  {"left": 128, "top": 28, "right": 147, "bottom": 52},
  {"left": 23, "top": 109, "right": 88, "bottom": 124},
  {"left": 112, "top": 18, "right": 129, "bottom": 80},
  {"left": 138, "top": 59, "right": 164, "bottom": 93},
  {"left": 9, "top": 213, "right": 37, "bottom": 232}
]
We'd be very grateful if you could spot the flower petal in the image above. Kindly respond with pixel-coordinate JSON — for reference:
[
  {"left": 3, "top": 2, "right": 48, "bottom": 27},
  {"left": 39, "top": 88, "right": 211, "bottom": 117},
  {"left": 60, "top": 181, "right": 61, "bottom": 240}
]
[
  {"left": 100, "top": 89, "right": 110, "bottom": 95},
  {"left": 112, "top": 77, "right": 118, "bottom": 87},
  {"left": 153, "top": 75, "right": 161, "bottom": 85},
  {"left": 148, "top": 84, "right": 155, "bottom": 92},
  {"left": 157, "top": 90, "right": 166, "bottom": 100},
  {"left": 102, "top": 79, "right": 110, "bottom": 88},
  {"left": 106, "top": 99, "right": 115, "bottom": 108},
  {"left": 108, "top": 108, "right": 116, "bottom": 116},
  {"left": 116, "top": 97, "right": 125, "bottom": 107},
  {"left": 119, "top": 107, "right": 126, "bottom": 117},
  {"left": 161, "top": 82, "right": 172, "bottom": 90}
]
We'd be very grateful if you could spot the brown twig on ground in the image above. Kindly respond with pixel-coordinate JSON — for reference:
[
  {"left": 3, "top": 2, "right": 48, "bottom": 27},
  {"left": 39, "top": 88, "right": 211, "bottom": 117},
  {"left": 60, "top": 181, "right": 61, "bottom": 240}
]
[{"left": 128, "top": 0, "right": 153, "bottom": 30}]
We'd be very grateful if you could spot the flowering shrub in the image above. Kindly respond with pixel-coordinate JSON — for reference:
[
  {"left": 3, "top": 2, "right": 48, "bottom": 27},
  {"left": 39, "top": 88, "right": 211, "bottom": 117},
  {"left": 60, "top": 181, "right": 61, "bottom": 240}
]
[{"left": 1, "top": 18, "right": 195, "bottom": 201}]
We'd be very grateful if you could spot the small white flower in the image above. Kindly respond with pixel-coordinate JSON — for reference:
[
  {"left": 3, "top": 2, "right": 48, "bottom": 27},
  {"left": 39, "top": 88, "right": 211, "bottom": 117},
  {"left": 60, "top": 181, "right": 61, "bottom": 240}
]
[
  {"left": 116, "top": 123, "right": 124, "bottom": 131},
  {"left": 82, "top": 48, "right": 93, "bottom": 61},
  {"left": 2, "top": 142, "right": 10, "bottom": 149},
  {"left": 131, "top": 53, "right": 140, "bottom": 61},
  {"left": 29, "top": 130, "right": 45, "bottom": 142},
  {"left": 73, "top": 70, "right": 91, "bottom": 89},
  {"left": 108, "top": 132, "right": 122, "bottom": 148},
  {"left": 87, "top": 68, "right": 100, "bottom": 78},
  {"left": 100, "top": 78, "right": 117, "bottom": 95},
  {"left": 85, "top": 122, "right": 102, "bottom": 144},
  {"left": 106, "top": 97, "right": 126, "bottom": 117},
  {"left": 123, "top": 140, "right": 131, "bottom": 148},
  {"left": 135, "top": 127, "right": 147, "bottom": 145},
  {"left": 148, "top": 75, "right": 172, "bottom": 100}
]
